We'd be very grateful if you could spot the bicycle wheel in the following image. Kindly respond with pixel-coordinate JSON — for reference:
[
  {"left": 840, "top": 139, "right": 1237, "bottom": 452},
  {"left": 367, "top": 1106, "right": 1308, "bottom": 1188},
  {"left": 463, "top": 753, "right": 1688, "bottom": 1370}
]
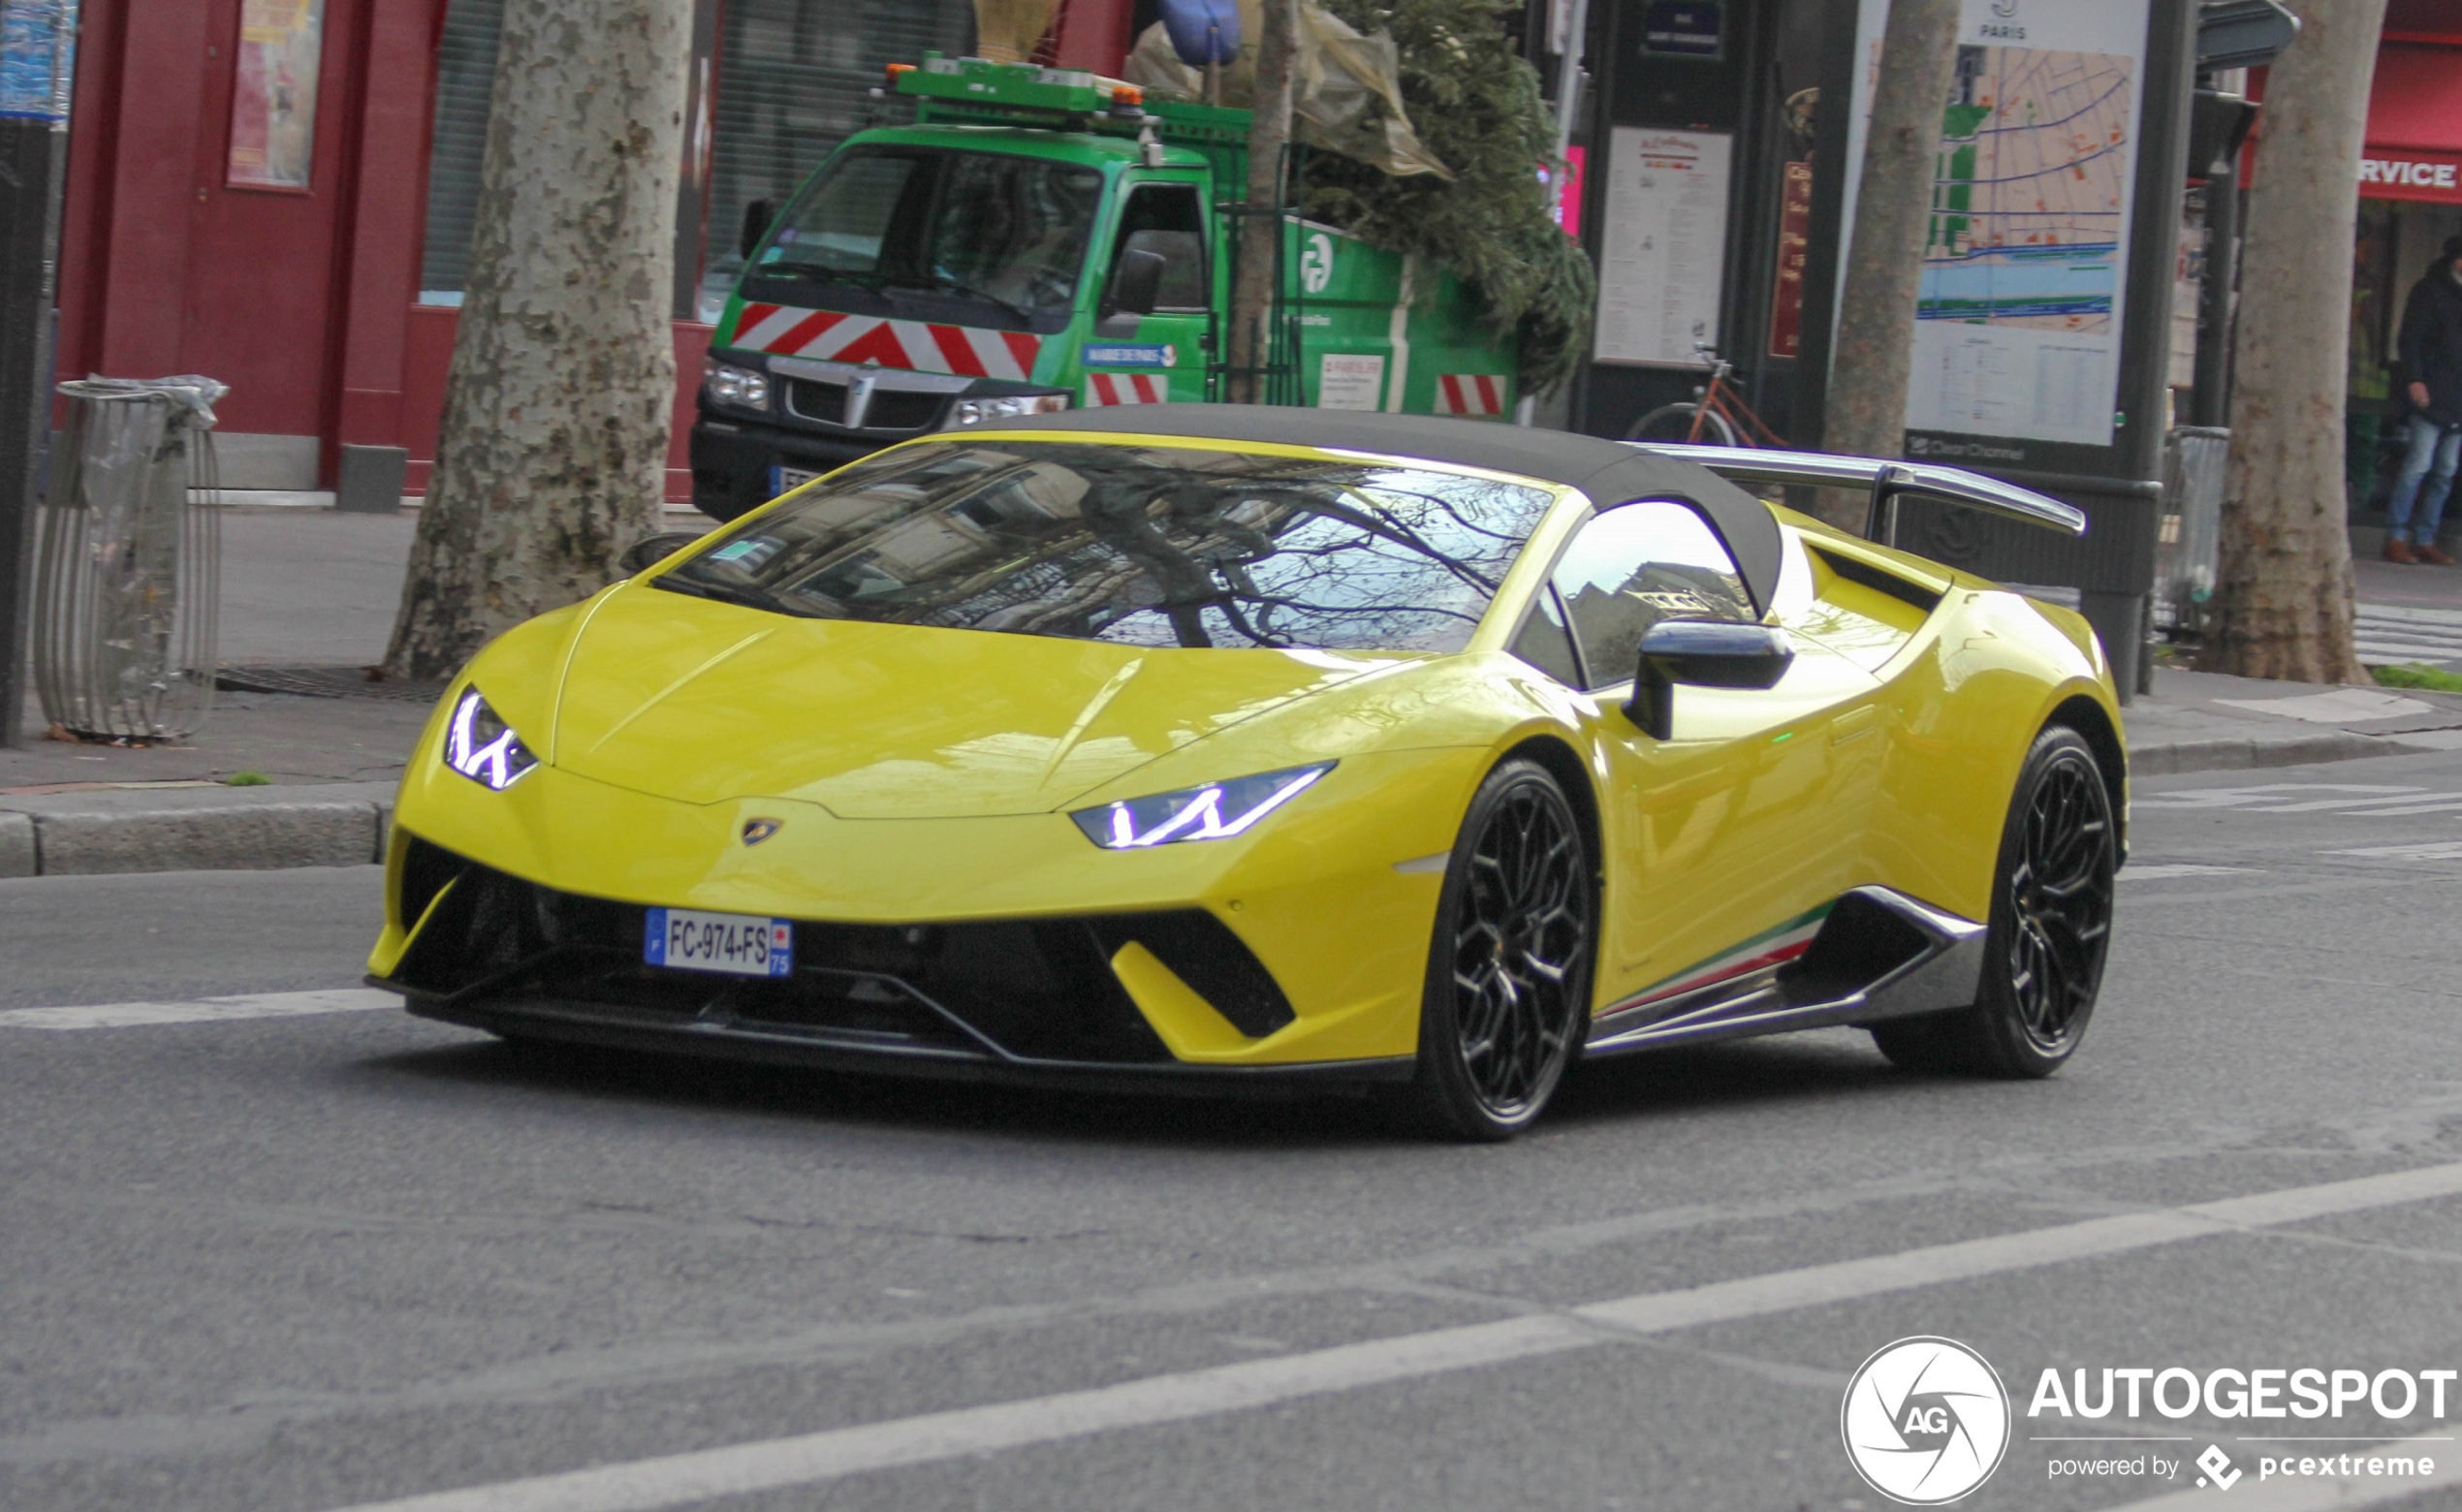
[{"left": 1623, "top": 403, "right": 1738, "bottom": 447}]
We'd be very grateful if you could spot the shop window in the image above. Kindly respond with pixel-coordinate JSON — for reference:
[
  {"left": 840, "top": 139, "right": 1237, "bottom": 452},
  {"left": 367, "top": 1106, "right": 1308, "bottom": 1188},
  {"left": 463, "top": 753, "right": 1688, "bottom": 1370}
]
[
  {"left": 702, "top": 0, "right": 976, "bottom": 321},
  {"left": 414, "top": 0, "right": 973, "bottom": 318},
  {"left": 416, "top": 0, "right": 502, "bottom": 306}
]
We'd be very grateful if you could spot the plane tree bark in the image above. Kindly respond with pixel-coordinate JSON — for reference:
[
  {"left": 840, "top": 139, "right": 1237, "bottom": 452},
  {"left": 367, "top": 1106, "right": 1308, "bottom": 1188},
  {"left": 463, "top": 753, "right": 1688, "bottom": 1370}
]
[
  {"left": 2202, "top": 0, "right": 2384, "bottom": 684},
  {"left": 1817, "top": 0, "right": 1959, "bottom": 528},
  {"left": 1226, "top": 0, "right": 1298, "bottom": 405},
  {"left": 385, "top": 0, "right": 692, "bottom": 680}
]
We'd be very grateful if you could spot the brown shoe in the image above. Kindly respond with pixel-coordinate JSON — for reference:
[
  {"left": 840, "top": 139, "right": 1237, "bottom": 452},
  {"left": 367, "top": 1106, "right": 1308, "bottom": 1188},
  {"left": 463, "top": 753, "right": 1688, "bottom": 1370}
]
[
  {"left": 2418, "top": 543, "right": 2457, "bottom": 566},
  {"left": 2386, "top": 537, "right": 2419, "bottom": 564}
]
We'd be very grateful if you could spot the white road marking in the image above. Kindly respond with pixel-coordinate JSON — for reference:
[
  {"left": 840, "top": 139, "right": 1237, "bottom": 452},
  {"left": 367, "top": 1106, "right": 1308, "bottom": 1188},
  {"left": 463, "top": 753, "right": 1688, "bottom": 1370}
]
[
  {"left": 0, "top": 988, "right": 397, "bottom": 1030},
  {"left": 2120, "top": 865, "right": 2254, "bottom": 881},
  {"left": 2327, "top": 841, "right": 2462, "bottom": 862},
  {"left": 2136, "top": 784, "right": 2423, "bottom": 811},
  {"left": 311, "top": 1160, "right": 2462, "bottom": 1512}
]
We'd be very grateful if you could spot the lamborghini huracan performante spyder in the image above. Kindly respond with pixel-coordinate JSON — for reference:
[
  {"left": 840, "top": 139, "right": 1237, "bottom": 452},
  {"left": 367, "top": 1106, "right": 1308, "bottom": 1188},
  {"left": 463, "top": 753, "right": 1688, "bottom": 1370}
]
[{"left": 368, "top": 408, "right": 2124, "bottom": 1140}]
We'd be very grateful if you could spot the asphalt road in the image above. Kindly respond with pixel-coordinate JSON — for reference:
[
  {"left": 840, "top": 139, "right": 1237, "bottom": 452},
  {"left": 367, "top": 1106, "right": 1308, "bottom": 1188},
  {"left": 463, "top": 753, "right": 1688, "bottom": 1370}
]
[{"left": 12, "top": 751, "right": 2462, "bottom": 1511}]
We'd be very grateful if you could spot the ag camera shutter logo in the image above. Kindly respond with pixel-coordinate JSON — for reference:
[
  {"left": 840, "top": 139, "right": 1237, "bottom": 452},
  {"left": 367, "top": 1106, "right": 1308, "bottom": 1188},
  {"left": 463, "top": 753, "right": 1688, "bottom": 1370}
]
[{"left": 1842, "top": 1337, "right": 2011, "bottom": 1504}]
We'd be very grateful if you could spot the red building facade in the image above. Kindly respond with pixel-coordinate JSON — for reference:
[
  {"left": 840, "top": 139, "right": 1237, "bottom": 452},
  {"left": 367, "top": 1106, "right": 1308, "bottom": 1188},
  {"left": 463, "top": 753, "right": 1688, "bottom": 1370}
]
[{"left": 53, "top": 0, "right": 1135, "bottom": 499}]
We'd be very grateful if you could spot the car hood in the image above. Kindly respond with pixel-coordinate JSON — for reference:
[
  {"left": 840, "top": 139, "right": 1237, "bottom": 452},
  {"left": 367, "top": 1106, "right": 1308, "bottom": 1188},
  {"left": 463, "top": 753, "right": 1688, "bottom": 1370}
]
[{"left": 546, "top": 584, "right": 1405, "bottom": 817}]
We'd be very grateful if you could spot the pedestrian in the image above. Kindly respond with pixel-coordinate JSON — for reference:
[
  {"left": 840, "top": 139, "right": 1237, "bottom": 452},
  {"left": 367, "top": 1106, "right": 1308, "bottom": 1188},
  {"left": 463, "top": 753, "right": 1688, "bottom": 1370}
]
[{"left": 2384, "top": 235, "right": 2462, "bottom": 565}]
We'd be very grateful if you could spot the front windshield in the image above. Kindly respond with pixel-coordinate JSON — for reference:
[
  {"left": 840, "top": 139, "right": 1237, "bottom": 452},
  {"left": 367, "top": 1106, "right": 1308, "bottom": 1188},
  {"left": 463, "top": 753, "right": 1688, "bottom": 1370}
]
[
  {"left": 754, "top": 148, "right": 1103, "bottom": 316},
  {"left": 657, "top": 442, "right": 1559, "bottom": 653}
]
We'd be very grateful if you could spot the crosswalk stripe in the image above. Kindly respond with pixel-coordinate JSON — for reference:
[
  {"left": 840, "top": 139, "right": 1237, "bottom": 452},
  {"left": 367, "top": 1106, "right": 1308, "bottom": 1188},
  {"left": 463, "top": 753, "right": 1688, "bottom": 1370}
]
[
  {"left": 2119, "top": 864, "right": 2254, "bottom": 881},
  {"left": 310, "top": 1160, "right": 2462, "bottom": 1512},
  {"left": 0, "top": 988, "right": 397, "bottom": 1030}
]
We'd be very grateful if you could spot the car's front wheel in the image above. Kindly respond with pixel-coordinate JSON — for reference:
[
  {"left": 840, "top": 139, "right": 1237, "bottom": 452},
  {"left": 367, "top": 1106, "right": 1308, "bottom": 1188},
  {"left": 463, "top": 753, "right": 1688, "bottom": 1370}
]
[
  {"left": 1404, "top": 759, "right": 1597, "bottom": 1141},
  {"left": 1871, "top": 724, "right": 2116, "bottom": 1077}
]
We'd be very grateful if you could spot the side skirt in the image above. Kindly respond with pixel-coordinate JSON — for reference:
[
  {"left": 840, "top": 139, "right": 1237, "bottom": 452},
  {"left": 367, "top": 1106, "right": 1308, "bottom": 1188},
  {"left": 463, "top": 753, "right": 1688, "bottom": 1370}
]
[{"left": 1581, "top": 887, "right": 1985, "bottom": 1058}]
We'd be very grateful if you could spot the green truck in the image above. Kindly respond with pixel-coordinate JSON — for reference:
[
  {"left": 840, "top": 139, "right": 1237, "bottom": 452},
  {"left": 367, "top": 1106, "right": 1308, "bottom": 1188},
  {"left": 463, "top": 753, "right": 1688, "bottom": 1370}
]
[{"left": 689, "top": 53, "right": 1519, "bottom": 521}]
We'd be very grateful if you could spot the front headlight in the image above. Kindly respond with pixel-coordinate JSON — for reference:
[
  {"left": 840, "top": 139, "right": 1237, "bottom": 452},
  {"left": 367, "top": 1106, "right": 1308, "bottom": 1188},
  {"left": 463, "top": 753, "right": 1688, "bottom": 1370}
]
[
  {"left": 947, "top": 393, "right": 1070, "bottom": 428},
  {"left": 704, "top": 359, "right": 771, "bottom": 412},
  {"left": 1070, "top": 763, "right": 1333, "bottom": 849},
  {"left": 441, "top": 688, "right": 539, "bottom": 791}
]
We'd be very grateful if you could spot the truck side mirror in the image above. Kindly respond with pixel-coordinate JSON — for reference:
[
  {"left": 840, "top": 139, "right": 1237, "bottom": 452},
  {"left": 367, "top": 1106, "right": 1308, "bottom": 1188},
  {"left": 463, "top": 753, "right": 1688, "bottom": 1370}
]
[
  {"left": 1625, "top": 621, "right": 1793, "bottom": 740},
  {"left": 1105, "top": 249, "right": 1167, "bottom": 319},
  {"left": 740, "top": 198, "right": 778, "bottom": 261}
]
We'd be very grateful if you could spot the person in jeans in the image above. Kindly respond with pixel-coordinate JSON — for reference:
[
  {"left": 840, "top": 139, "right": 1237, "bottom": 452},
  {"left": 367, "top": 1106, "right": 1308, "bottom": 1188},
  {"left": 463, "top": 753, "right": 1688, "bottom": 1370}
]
[{"left": 2385, "top": 236, "right": 2462, "bottom": 565}]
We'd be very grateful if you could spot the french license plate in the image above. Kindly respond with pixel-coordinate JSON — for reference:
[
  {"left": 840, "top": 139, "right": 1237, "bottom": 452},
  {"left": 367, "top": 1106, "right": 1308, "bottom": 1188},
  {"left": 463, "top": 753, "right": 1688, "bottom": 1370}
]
[
  {"left": 770, "top": 464, "right": 821, "bottom": 497},
  {"left": 645, "top": 907, "right": 793, "bottom": 978}
]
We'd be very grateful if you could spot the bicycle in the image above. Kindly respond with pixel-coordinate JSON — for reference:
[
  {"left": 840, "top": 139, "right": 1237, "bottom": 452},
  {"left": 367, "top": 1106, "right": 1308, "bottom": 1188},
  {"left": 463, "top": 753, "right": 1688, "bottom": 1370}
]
[{"left": 1622, "top": 342, "right": 1787, "bottom": 448}]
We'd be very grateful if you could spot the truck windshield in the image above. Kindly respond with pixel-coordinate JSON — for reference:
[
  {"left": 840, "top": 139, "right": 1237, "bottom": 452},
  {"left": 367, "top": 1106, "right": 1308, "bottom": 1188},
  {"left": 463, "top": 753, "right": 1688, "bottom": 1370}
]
[
  {"left": 656, "top": 441, "right": 1559, "bottom": 653},
  {"left": 753, "top": 148, "right": 1103, "bottom": 317}
]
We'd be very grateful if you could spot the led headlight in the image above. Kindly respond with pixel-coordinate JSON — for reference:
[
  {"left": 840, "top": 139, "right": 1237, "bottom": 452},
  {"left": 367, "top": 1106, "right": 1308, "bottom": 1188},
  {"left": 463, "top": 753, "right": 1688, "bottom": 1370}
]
[
  {"left": 1070, "top": 763, "right": 1333, "bottom": 849},
  {"left": 947, "top": 393, "right": 1070, "bottom": 428},
  {"left": 704, "top": 359, "right": 771, "bottom": 412},
  {"left": 441, "top": 688, "right": 539, "bottom": 791}
]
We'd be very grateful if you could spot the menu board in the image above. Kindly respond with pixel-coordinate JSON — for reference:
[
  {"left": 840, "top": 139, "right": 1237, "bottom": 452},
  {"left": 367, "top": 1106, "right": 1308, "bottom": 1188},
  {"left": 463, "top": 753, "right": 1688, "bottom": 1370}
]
[{"left": 1594, "top": 129, "right": 1732, "bottom": 367}]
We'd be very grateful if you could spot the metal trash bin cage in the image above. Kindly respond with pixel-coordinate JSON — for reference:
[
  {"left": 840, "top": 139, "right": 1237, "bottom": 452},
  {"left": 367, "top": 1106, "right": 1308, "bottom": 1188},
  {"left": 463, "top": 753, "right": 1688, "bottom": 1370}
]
[
  {"left": 2155, "top": 425, "right": 2228, "bottom": 639},
  {"left": 31, "top": 376, "right": 227, "bottom": 743}
]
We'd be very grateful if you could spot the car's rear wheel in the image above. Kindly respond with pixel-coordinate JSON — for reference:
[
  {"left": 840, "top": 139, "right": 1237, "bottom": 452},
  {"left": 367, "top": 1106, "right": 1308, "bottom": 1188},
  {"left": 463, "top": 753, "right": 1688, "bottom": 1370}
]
[
  {"left": 1404, "top": 759, "right": 1596, "bottom": 1141},
  {"left": 1871, "top": 725, "right": 2115, "bottom": 1077}
]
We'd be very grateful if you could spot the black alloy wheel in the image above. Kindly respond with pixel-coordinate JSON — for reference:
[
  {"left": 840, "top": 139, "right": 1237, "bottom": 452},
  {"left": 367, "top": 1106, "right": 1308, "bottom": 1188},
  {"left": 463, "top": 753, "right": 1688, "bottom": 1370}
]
[
  {"left": 1871, "top": 725, "right": 2116, "bottom": 1077},
  {"left": 1405, "top": 759, "right": 1597, "bottom": 1140}
]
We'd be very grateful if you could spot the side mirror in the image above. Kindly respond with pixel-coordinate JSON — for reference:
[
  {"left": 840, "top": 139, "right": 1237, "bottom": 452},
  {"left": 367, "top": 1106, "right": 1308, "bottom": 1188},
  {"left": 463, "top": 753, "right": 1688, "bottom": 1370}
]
[
  {"left": 1626, "top": 620, "right": 1794, "bottom": 740},
  {"left": 740, "top": 198, "right": 778, "bottom": 261},
  {"left": 618, "top": 531, "right": 703, "bottom": 577},
  {"left": 1104, "top": 248, "right": 1166, "bottom": 319}
]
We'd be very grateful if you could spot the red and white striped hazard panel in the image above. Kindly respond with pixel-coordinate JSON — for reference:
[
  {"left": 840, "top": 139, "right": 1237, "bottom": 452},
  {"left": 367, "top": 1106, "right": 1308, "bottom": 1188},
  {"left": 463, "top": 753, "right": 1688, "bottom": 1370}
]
[
  {"left": 1436, "top": 373, "right": 1506, "bottom": 418},
  {"left": 727, "top": 303, "right": 1042, "bottom": 381},
  {"left": 1084, "top": 373, "right": 1168, "bottom": 406}
]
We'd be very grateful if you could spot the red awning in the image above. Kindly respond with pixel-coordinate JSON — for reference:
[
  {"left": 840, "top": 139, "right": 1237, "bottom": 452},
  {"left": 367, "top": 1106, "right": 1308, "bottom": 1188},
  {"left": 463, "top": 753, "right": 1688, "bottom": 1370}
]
[{"left": 2360, "top": 44, "right": 2462, "bottom": 203}]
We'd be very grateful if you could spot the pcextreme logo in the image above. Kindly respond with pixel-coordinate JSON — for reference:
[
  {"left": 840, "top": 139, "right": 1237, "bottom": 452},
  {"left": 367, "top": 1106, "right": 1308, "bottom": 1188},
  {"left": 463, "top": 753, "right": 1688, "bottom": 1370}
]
[{"left": 1842, "top": 1337, "right": 2012, "bottom": 1504}]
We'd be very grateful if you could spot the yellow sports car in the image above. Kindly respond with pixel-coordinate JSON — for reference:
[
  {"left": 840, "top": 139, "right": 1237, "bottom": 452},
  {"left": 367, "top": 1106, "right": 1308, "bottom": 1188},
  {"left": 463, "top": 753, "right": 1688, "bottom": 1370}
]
[{"left": 368, "top": 408, "right": 2122, "bottom": 1140}]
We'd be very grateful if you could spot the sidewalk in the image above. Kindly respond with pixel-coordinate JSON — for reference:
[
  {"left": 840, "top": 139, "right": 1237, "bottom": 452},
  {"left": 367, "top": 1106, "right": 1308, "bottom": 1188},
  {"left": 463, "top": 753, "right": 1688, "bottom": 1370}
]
[{"left": 8, "top": 507, "right": 2462, "bottom": 876}]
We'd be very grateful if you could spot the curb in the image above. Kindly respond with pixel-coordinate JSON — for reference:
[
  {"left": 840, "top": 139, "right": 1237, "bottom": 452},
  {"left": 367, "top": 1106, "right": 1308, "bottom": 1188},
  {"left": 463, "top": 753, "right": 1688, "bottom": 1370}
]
[
  {"left": 0, "top": 783, "right": 395, "bottom": 879},
  {"left": 0, "top": 729, "right": 2425, "bottom": 881},
  {"left": 2130, "top": 731, "right": 2393, "bottom": 778}
]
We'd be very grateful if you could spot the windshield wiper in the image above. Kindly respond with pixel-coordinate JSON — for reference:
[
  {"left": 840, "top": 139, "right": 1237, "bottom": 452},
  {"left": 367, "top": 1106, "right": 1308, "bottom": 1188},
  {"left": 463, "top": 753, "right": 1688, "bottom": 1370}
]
[
  {"left": 753, "top": 264, "right": 883, "bottom": 291},
  {"left": 889, "top": 271, "right": 1033, "bottom": 325},
  {"left": 650, "top": 574, "right": 805, "bottom": 617}
]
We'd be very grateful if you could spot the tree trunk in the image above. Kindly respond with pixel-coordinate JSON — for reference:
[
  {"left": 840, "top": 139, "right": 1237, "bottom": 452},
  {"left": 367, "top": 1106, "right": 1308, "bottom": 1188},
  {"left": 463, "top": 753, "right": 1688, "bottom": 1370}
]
[
  {"left": 1226, "top": 0, "right": 1298, "bottom": 405},
  {"left": 1819, "top": 0, "right": 1959, "bottom": 527},
  {"left": 2202, "top": 0, "right": 2383, "bottom": 684},
  {"left": 384, "top": 0, "right": 692, "bottom": 680}
]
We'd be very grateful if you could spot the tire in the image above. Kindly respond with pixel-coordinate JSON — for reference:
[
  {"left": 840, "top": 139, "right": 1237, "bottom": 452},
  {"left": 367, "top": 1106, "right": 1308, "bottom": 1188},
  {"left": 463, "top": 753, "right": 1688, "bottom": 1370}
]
[
  {"left": 1871, "top": 726, "right": 2116, "bottom": 1078},
  {"left": 1402, "top": 759, "right": 1598, "bottom": 1141},
  {"left": 1624, "top": 403, "right": 1738, "bottom": 447}
]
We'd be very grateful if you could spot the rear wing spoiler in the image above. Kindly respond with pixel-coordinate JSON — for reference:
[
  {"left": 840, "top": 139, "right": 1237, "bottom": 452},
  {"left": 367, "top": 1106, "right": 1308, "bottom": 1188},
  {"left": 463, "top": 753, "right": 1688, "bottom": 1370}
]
[{"left": 1630, "top": 443, "right": 2089, "bottom": 546}]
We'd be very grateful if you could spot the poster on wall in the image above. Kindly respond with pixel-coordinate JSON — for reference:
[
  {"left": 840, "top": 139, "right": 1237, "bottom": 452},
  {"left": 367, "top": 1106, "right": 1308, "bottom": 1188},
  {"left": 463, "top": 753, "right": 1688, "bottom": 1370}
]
[
  {"left": 1594, "top": 128, "right": 1732, "bottom": 367},
  {"left": 226, "top": 0, "right": 325, "bottom": 190},
  {"left": 1836, "top": 0, "right": 2149, "bottom": 450}
]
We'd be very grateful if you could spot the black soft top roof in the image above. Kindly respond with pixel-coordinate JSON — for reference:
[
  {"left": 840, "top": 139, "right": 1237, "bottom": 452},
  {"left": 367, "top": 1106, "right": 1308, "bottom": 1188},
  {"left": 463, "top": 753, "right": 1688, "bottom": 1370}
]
[{"left": 985, "top": 404, "right": 1784, "bottom": 614}]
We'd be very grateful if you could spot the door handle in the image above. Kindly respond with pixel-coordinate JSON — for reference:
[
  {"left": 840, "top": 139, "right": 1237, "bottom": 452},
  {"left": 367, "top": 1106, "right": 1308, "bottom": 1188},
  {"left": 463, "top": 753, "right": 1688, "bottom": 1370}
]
[{"left": 1830, "top": 705, "right": 1880, "bottom": 745}]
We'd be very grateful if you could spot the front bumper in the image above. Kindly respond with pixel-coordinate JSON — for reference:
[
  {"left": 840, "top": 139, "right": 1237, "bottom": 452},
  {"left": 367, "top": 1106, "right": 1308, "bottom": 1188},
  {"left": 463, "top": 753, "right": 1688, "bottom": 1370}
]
[
  {"left": 377, "top": 836, "right": 1422, "bottom": 1087},
  {"left": 374, "top": 751, "right": 1479, "bottom": 1078}
]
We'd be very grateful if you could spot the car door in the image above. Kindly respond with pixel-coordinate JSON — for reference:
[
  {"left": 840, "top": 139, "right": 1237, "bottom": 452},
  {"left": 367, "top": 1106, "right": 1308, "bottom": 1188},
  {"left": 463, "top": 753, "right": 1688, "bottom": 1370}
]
[
  {"left": 1518, "top": 499, "right": 1885, "bottom": 1020},
  {"left": 1083, "top": 180, "right": 1211, "bottom": 408}
]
